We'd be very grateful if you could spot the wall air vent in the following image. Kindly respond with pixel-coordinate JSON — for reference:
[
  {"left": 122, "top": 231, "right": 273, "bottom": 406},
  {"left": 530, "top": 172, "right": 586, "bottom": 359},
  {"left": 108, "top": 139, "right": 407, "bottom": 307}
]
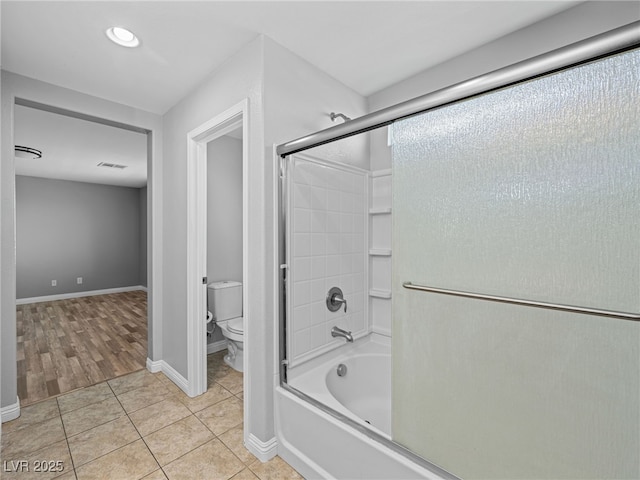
[{"left": 97, "top": 162, "right": 128, "bottom": 169}]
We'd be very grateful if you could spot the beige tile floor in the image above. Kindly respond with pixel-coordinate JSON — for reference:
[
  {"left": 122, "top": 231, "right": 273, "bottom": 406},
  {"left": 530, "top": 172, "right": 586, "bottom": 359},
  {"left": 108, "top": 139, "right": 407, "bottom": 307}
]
[{"left": 1, "top": 352, "right": 303, "bottom": 480}]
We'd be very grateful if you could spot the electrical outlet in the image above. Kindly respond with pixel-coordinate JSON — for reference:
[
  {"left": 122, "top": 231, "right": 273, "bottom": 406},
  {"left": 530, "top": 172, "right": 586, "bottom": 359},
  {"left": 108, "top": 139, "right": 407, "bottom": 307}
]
[
  {"left": 77, "top": 277, "right": 83, "bottom": 285},
  {"left": 51, "top": 280, "right": 57, "bottom": 287}
]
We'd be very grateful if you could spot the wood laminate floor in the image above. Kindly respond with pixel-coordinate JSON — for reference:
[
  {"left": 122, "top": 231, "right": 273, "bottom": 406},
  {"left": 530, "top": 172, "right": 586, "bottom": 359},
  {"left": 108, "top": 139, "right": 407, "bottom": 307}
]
[{"left": 16, "top": 290, "right": 147, "bottom": 407}]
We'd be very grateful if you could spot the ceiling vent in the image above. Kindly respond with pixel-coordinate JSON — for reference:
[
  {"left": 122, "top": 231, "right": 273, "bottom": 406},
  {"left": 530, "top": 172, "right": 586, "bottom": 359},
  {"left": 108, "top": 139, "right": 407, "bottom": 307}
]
[{"left": 97, "top": 162, "right": 127, "bottom": 170}]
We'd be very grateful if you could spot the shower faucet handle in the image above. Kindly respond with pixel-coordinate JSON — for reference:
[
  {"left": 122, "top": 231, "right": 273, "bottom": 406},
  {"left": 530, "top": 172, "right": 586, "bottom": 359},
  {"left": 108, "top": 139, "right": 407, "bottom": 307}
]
[
  {"left": 326, "top": 287, "right": 347, "bottom": 313},
  {"left": 333, "top": 294, "right": 347, "bottom": 313}
]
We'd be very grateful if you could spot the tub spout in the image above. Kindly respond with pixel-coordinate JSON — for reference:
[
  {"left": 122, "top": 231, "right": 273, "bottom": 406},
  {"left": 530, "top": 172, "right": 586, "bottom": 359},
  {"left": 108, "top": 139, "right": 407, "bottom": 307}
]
[{"left": 331, "top": 326, "right": 353, "bottom": 343}]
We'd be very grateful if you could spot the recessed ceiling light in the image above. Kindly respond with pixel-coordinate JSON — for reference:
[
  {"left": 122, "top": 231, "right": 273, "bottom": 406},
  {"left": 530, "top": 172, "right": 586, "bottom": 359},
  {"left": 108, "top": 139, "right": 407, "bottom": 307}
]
[
  {"left": 15, "top": 146, "right": 42, "bottom": 159},
  {"left": 106, "top": 26, "right": 140, "bottom": 48}
]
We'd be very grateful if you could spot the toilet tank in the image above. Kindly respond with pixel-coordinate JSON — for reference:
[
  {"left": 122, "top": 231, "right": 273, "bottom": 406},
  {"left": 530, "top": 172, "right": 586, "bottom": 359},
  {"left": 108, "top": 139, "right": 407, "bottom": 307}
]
[{"left": 208, "top": 281, "right": 242, "bottom": 321}]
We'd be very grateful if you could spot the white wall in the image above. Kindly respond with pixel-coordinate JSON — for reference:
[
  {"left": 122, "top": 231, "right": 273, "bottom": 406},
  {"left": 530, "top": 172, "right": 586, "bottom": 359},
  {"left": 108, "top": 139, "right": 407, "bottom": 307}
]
[
  {"left": 160, "top": 34, "right": 370, "bottom": 449},
  {"left": 163, "top": 33, "right": 371, "bottom": 446},
  {"left": 1, "top": 71, "right": 162, "bottom": 412},
  {"left": 160, "top": 36, "right": 268, "bottom": 441},
  {"left": 263, "top": 36, "right": 369, "bottom": 170}
]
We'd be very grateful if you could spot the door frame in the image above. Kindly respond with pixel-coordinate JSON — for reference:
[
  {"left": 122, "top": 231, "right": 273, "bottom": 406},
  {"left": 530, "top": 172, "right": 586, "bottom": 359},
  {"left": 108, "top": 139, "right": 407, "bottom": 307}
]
[
  {"left": 186, "top": 99, "right": 249, "bottom": 397},
  {"left": 3, "top": 95, "right": 162, "bottom": 422}
]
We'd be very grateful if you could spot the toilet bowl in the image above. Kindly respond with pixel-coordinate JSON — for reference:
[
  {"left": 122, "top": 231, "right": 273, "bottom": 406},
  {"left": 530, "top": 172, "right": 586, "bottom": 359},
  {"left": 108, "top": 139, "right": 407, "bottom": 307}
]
[
  {"left": 217, "top": 316, "right": 244, "bottom": 372},
  {"left": 207, "top": 281, "right": 244, "bottom": 372}
]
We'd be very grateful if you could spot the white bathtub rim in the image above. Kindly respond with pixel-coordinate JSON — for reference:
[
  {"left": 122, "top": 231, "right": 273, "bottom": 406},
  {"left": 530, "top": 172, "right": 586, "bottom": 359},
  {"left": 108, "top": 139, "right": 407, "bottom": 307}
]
[
  {"left": 276, "top": 385, "right": 458, "bottom": 480},
  {"left": 287, "top": 333, "right": 389, "bottom": 382},
  {"left": 288, "top": 329, "right": 371, "bottom": 370}
]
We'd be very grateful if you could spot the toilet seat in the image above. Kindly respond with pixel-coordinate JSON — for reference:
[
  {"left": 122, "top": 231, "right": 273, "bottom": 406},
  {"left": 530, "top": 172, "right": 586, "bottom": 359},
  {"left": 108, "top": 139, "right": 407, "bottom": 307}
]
[{"left": 227, "top": 317, "right": 243, "bottom": 334}]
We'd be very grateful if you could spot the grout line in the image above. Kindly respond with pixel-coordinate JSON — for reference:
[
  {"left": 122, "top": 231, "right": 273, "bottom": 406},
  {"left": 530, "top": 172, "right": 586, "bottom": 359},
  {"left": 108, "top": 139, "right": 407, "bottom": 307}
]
[
  {"left": 153, "top": 416, "right": 220, "bottom": 474},
  {"left": 63, "top": 401, "right": 127, "bottom": 438},
  {"left": 57, "top": 396, "right": 78, "bottom": 479},
  {"left": 112, "top": 376, "right": 239, "bottom": 479},
  {"left": 73, "top": 436, "right": 144, "bottom": 473},
  {"left": 10, "top": 370, "right": 264, "bottom": 480},
  {"left": 147, "top": 380, "right": 247, "bottom": 473},
  {"left": 67, "top": 381, "right": 154, "bottom": 473},
  {"left": 122, "top": 392, "right": 165, "bottom": 478},
  {"left": 216, "top": 427, "right": 254, "bottom": 469},
  {"left": 159, "top": 436, "right": 220, "bottom": 476}
]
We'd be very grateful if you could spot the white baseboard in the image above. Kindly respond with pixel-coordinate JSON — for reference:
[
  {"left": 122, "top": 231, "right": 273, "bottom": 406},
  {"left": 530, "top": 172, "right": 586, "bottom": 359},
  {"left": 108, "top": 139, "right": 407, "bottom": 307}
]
[
  {"left": 146, "top": 358, "right": 189, "bottom": 396},
  {"left": 1, "top": 397, "right": 21, "bottom": 423},
  {"left": 17, "top": 285, "right": 146, "bottom": 305},
  {"left": 207, "top": 339, "right": 227, "bottom": 354},
  {"left": 246, "top": 433, "right": 278, "bottom": 462},
  {"left": 146, "top": 357, "right": 163, "bottom": 373}
]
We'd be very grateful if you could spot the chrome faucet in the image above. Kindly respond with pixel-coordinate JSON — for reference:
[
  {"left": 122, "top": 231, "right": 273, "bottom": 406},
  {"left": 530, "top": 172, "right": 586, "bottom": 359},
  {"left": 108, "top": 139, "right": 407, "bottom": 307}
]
[{"left": 331, "top": 326, "right": 353, "bottom": 343}]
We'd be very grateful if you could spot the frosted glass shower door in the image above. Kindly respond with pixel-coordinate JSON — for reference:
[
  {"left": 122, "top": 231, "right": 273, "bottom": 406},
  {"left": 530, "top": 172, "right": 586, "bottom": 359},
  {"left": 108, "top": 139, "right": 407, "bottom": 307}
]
[{"left": 392, "top": 49, "right": 640, "bottom": 479}]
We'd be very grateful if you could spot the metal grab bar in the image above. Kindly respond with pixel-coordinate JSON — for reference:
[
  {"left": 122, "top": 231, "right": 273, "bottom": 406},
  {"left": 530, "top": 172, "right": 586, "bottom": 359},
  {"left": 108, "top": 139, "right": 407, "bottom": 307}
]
[{"left": 402, "top": 282, "right": 640, "bottom": 321}]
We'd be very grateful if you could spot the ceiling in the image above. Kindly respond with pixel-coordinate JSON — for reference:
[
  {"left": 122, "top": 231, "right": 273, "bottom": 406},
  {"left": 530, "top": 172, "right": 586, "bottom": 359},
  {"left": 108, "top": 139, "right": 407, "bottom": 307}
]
[
  {"left": 2, "top": 1, "right": 580, "bottom": 187},
  {"left": 14, "top": 105, "right": 148, "bottom": 188}
]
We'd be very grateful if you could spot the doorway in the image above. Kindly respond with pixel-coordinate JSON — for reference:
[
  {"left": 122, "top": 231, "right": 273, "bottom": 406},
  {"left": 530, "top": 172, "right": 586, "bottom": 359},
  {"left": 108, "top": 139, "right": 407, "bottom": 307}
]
[
  {"left": 185, "top": 99, "right": 248, "bottom": 400},
  {"left": 204, "top": 129, "right": 243, "bottom": 357},
  {"left": 13, "top": 100, "right": 151, "bottom": 406}
]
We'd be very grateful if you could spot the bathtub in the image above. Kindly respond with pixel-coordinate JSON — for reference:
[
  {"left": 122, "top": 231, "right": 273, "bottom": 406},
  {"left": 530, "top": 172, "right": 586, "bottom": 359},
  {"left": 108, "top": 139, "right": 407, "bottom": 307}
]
[
  {"left": 276, "top": 335, "right": 456, "bottom": 480},
  {"left": 326, "top": 352, "right": 392, "bottom": 436},
  {"left": 287, "top": 338, "right": 391, "bottom": 438}
]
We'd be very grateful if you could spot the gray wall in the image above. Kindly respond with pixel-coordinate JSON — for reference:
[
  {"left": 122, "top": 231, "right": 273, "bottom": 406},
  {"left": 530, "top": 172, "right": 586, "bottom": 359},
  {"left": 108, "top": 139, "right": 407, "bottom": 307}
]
[
  {"left": 16, "top": 176, "right": 143, "bottom": 298},
  {"left": 206, "top": 135, "right": 243, "bottom": 346},
  {"left": 206, "top": 135, "right": 243, "bottom": 284},
  {"left": 140, "top": 186, "right": 148, "bottom": 287}
]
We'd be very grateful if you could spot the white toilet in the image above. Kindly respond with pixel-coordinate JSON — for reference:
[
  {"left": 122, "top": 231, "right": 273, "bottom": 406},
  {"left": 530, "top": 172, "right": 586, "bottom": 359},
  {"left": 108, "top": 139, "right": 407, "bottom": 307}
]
[{"left": 207, "top": 280, "right": 244, "bottom": 372}]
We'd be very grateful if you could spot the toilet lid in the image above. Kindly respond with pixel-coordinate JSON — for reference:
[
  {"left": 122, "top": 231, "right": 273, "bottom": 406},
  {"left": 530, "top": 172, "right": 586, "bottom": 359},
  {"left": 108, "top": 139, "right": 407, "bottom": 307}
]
[{"left": 227, "top": 317, "right": 244, "bottom": 334}]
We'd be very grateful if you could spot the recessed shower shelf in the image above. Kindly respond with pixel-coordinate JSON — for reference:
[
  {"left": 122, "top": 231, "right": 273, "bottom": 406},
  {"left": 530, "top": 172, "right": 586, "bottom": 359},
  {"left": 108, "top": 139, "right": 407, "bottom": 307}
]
[
  {"left": 369, "top": 289, "right": 392, "bottom": 299},
  {"left": 369, "top": 248, "right": 392, "bottom": 256},
  {"left": 369, "top": 207, "right": 392, "bottom": 215}
]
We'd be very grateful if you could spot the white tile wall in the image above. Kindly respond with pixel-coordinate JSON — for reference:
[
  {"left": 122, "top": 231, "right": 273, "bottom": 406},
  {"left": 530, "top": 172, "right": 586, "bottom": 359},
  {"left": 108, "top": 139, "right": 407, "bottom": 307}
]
[
  {"left": 369, "top": 170, "right": 393, "bottom": 336},
  {"left": 371, "top": 172, "right": 392, "bottom": 210},
  {"left": 287, "top": 154, "right": 368, "bottom": 365}
]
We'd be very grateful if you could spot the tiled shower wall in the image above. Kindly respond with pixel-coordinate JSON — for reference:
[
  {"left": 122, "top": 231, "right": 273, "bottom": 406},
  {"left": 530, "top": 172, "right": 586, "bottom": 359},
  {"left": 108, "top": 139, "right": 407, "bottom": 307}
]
[
  {"left": 369, "top": 170, "right": 392, "bottom": 336},
  {"left": 287, "top": 154, "right": 368, "bottom": 366}
]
